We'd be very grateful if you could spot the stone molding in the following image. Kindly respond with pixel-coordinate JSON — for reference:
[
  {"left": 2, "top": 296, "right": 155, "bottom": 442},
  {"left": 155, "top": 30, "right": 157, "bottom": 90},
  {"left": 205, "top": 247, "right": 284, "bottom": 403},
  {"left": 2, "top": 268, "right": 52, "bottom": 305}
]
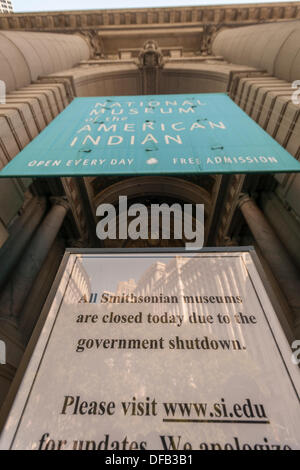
[{"left": 0, "top": 3, "right": 299, "bottom": 32}]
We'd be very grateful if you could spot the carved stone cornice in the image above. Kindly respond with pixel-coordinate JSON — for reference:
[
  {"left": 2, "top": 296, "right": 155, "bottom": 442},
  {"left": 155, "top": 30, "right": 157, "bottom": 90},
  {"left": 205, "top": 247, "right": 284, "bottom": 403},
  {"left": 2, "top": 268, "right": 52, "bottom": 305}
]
[{"left": 0, "top": 3, "right": 299, "bottom": 32}]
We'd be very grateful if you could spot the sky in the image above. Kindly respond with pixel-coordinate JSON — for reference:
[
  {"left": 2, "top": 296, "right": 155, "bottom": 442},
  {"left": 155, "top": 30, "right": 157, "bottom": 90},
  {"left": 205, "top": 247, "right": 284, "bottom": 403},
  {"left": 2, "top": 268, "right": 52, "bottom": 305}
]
[{"left": 12, "top": 0, "right": 296, "bottom": 14}]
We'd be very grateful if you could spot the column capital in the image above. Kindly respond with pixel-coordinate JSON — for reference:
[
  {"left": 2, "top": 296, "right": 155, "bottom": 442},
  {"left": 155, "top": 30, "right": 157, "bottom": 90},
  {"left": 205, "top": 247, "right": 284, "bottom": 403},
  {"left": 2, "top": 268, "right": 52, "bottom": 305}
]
[
  {"left": 238, "top": 193, "right": 253, "bottom": 209},
  {"left": 50, "top": 196, "right": 70, "bottom": 211}
]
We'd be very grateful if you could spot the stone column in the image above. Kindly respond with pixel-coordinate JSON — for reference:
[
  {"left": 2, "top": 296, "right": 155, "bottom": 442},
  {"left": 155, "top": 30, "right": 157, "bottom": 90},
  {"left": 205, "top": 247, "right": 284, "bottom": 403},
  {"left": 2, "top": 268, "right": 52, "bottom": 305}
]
[
  {"left": 239, "top": 194, "right": 300, "bottom": 338},
  {"left": 0, "top": 197, "right": 69, "bottom": 326},
  {"left": 0, "top": 197, "right": 47, "bottom": 290}
]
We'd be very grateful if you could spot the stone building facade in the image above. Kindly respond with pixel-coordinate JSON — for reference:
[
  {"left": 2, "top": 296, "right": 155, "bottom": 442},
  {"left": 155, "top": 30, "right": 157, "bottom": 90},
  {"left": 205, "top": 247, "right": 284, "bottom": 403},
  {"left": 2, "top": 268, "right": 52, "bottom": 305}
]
[
  {"left": 0, "top": 2, "right": 299, "bottom": 407},
  {"left": 0, "top": 0, "right": 13, "bottom": 15}
]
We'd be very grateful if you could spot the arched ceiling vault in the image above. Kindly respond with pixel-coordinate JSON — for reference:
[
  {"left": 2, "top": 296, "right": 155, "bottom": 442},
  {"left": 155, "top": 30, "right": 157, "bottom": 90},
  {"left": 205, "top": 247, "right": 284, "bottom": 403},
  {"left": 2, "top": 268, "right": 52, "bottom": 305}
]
[{"left": 56, "top": 61, "right": 235, "bottom": 97}]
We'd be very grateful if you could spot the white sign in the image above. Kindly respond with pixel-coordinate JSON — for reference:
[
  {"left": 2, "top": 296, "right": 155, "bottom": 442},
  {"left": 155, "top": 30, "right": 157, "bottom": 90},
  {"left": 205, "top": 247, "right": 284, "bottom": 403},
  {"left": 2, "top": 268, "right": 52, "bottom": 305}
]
[{"left": 0, "top": 251, "right": 299, "bottom": 450}]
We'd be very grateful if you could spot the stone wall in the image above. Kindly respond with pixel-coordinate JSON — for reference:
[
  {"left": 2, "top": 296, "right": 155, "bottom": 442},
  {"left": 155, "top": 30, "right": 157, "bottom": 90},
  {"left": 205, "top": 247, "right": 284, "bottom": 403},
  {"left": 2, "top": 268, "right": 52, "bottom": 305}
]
[
  {"left": 212, "top": 20, "right": 300, "bottom": 83},
  {"left": 0, "top": 31, "right": 91, "bottom": 92}
]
